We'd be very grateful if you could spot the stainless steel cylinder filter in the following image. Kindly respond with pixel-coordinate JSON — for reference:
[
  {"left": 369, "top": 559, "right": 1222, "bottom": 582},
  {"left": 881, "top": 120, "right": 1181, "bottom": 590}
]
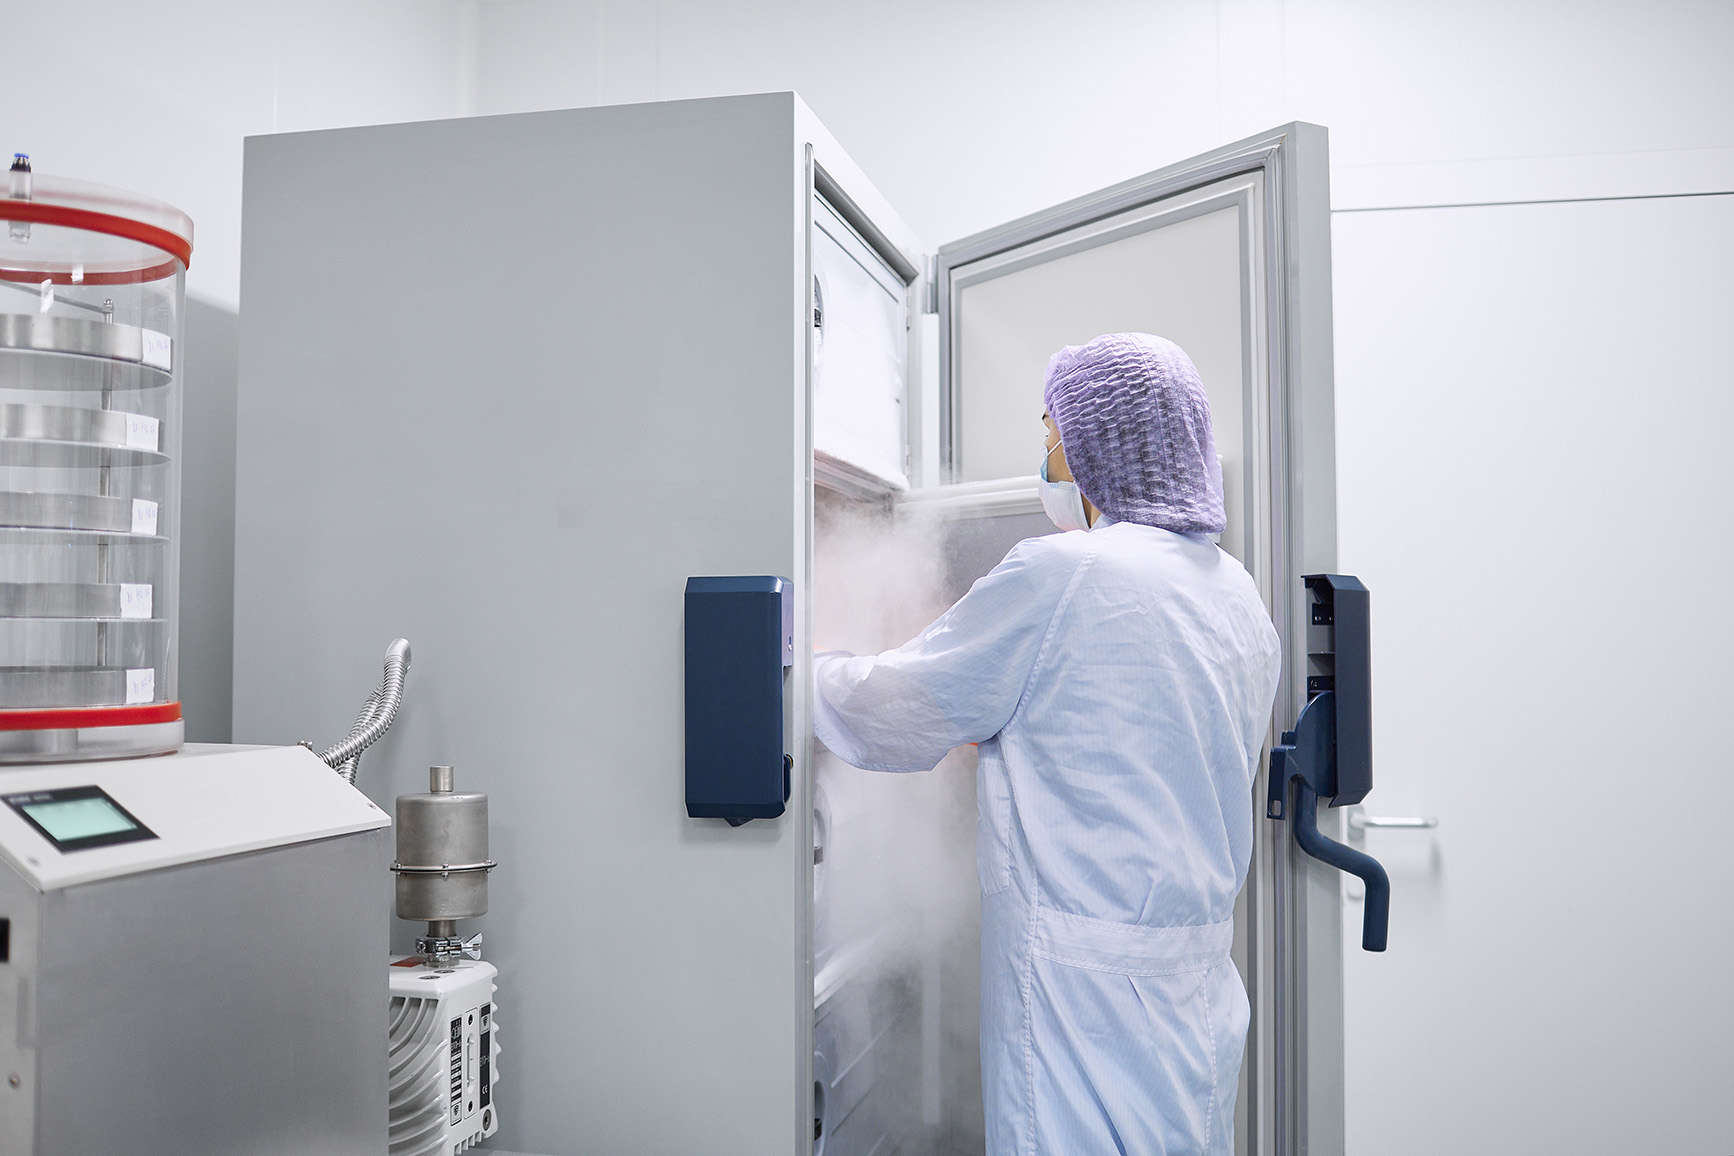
[{"left": 393, "top": 765, "right": 494, "bottom": 922}]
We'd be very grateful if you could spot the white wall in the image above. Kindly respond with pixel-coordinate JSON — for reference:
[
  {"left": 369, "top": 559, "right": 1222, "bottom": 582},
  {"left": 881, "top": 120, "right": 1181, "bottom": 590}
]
[
  {"left": 8, "top": 1, "right": 1728, "bottom": 304},
  {"left": 1331, "top": 190, "right": 1734, "bottom": 1156},
  {"left": 0, "top": 0, "right": 474, "bottom": 309},
  {"left": 469, "top": 0, "right": 1734, "bottom": 237}
]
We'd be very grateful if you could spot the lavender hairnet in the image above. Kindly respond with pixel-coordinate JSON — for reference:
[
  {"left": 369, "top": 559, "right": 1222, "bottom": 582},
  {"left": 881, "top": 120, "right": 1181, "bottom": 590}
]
[{"left": 1042, "top": 332, "right": 1226, "bottom": 535}]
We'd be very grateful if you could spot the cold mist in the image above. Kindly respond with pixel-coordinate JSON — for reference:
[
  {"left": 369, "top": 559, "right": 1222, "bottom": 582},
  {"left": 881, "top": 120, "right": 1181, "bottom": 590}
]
[{"left": 812, "top": 487, "right": 991, "bottom": 1156}]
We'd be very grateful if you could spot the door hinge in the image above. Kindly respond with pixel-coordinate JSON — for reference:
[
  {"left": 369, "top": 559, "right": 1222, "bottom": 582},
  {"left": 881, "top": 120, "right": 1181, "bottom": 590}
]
[{"left": 923, "top": 255, "right": 939, "bottom": 315}]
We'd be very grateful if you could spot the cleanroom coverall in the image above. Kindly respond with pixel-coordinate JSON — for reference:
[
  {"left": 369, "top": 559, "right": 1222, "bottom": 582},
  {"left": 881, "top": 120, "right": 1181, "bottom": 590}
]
[{"left": 814, "top": 516, "right": 1282, "bottom": 1156}]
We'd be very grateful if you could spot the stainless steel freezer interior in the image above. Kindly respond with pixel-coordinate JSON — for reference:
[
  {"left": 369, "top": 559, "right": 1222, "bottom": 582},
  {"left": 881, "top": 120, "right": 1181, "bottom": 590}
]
[{"left": 233, "top": 96, "right": 1338, "bottom": 1156}]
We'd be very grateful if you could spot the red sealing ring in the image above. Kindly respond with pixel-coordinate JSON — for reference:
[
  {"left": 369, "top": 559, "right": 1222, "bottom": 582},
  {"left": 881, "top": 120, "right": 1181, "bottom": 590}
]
[
  {"left": 0, "top": 702, "right": 183, "bottom": 732},
  {"left": 0, "top": 200, "right": 192, "bottom": 284}
]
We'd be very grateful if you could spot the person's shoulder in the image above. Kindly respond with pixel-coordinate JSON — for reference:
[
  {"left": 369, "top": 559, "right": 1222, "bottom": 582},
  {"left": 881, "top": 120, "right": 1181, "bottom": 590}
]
[
  {"left": 978, "top": 532, "right": 1099, "bottom": 597},
  {"left": 1003, "top": 529, "right": 1099, "bottom": 570}
]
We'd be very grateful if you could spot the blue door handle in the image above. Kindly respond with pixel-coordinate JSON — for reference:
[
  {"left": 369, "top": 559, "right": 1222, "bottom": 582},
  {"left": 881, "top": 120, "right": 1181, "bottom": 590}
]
[
  {"left": 1268, "top": 693, "right": 1390, "bottom": 952},
  {"left": 1266, "top": 574, "right": 1390, "bottom": 953}
]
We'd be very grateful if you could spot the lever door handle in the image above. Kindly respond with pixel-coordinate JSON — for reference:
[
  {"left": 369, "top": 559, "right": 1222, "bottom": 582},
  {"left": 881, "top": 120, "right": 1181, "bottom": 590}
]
[
  {"left": 1267, "top": 693, "right": 1390, "bottom": 952},
  {"left": 1289, "top": 777, "right": 1390, "bottom": 952},
  {"left": 1266, "top": 573, "right": 1390, "bottom": 952},
  {"left": 1345, "top": 808, "right": 1437, "bottom": 845},
  {"left": 1347, "top": 814, "right": 1437, "bottom": 830}
]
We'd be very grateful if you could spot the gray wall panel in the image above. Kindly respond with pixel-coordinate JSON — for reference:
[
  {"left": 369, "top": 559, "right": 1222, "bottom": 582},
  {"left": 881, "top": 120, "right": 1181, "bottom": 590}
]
[{"left": 180, "top": 295, "right": 238, "bottom": 743}]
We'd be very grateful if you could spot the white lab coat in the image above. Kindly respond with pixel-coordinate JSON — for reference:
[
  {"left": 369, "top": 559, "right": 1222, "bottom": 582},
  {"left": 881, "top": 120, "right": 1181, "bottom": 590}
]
[{"left": 814, "top": 517, "right": 1281, "bottom": 1156}]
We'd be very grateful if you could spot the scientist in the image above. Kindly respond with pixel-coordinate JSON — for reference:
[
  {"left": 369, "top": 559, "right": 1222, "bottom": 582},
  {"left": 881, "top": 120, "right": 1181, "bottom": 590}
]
[{"left": 813, "top": 333, "right": 1281, "bottom": 1155}]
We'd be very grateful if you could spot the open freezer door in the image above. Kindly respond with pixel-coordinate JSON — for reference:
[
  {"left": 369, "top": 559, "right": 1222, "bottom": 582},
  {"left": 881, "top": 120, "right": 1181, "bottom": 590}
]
[{"left": 930, "top": 124, "right": 1339, "bottom": 1156}]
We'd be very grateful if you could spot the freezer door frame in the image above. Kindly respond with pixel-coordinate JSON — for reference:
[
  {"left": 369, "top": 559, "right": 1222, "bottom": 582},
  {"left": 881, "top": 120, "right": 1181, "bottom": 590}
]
[
  {"left": 799, "top": 111, "right": 929, "bottom": 1156},
  {"left": 932, "top": 122, "right": 1341, "bottom": 1156}
]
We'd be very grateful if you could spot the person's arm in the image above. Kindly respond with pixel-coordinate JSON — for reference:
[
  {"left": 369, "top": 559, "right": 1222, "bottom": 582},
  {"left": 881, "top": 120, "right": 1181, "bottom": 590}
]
[{"left": 814, "top": 538, "right": 1090, "bottom": 772}]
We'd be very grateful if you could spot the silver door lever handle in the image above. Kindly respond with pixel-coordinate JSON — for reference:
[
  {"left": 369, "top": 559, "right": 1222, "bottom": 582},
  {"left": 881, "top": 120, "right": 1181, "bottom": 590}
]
[{"left": 1347, "top": 813, "right": 1438, "bottom": 831}]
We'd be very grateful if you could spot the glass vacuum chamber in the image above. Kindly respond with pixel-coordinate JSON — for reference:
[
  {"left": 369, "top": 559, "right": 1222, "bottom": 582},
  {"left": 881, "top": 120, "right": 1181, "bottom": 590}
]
[{"left": 0, "top": 156, "right": 192, "bottom": 762}]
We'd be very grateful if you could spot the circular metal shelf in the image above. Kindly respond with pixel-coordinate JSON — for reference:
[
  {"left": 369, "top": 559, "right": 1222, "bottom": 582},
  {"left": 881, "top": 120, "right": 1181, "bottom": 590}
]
[
  {"left": 0, "top": 401, "right": 168, "bottom": 468},
  {"left": 0, "top": 314, "right": 173, "bottom": 391},
  {"left": 0, "top": 581, "right": 151, "bottom": 619},
  {"left": 0, "top": 617, "right": 166, "bottom": 668},
  {"left": 0, "top": 439, "right": 168, "bottom": 468},
  {"left": 0, "top": 491, "right": 155, "bottom": 534},
  {"left": 0, "top": 526, "right": 166, "bottom": 547},
  {"left": 1, "top": 401, "right": 158, "bottom": 445},
  {"left": 0, "top": 665, "right": 155, "bottom": 709}
]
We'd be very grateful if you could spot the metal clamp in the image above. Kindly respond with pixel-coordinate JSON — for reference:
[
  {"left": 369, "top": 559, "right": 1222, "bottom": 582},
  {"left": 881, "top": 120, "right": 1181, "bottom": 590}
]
[
  {"left": 415, "top": 931, "right": 483, "bottom": 967},
  {"left": 391, "top": 860, "right": 497, "bottom": 876}
]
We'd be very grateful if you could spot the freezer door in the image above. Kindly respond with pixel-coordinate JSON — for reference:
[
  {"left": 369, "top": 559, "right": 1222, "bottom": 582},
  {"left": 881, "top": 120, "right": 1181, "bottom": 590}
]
[{"left": 933, "top": 123, "right": 1338, "bottom": 1156}]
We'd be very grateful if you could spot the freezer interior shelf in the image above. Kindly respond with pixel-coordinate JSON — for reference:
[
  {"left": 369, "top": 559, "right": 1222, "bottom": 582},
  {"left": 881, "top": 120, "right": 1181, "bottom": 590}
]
[{"left": 0, "top": 313, "right": 174, "bottom": 390}]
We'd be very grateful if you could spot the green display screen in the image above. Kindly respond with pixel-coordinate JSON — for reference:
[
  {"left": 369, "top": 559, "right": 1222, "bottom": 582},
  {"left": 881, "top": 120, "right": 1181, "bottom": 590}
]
[
  {"left": 22, "top": 796, "right": 137, "bottom": 841},
  {"left": 4, "top": 786, "right": 156, "bottom": 852}
]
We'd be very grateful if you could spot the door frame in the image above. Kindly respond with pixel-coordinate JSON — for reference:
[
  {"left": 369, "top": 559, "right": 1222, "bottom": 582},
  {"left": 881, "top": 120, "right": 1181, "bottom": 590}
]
[{"left": 931, "top": 123, "right": 1341, "bottom": 1156}]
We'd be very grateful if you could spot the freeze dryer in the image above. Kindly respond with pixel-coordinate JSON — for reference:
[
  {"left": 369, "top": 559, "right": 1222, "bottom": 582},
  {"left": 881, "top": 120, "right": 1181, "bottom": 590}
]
[
  {"left": 233, "top": 94, "right": 1344, "bottom": 1155},
  {"left": 0, "top": 744, "right": 390, "bottom": 1155},
  {"left": 0, "top": 163, "right": 404, "bottom": 1156}
]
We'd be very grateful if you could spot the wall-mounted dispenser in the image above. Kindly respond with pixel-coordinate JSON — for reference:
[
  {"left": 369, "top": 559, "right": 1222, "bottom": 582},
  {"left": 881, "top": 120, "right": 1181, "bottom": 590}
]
[{"left": 684, "top": 576, "right": 794, "bottom": 825}]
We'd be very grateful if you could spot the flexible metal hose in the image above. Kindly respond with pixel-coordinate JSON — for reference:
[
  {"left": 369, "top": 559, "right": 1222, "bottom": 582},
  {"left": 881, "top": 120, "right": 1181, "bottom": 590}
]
[{"left": 320, "top": 638, "right": 411, "bottom": 784}]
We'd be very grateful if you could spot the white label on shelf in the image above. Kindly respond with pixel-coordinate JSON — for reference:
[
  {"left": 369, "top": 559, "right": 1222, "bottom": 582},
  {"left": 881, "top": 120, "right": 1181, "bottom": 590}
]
[
  {"left": 124, "top": 413, "right": 160, "bottom": 452},
  {"left": 131, "top": 498, "right": 159, "bottom": 536},
  {"left": 119, "top": 583, "right": 153, "bottom": 620},
  {"left": 140, "top": 328, "right": 172, "bottom": 371},
  {"left": 125, "top": 668, "right": 155, "bottom": 705}
]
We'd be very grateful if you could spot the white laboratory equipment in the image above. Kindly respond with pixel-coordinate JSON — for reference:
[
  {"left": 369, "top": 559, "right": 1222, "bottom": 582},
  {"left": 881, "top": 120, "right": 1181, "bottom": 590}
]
[
  {"left": 389, "top": 957, "right": 500, "bottom": 1156},
  {"left": 0, "top": 623, "right": 508, "bottom": 1154},
  {"left": 0, "top": 158, "right": 189, "bottom": 763},
  {"left": 233, "top": 94, "right": 1341, "bottom": 1155},
  {"left": 0, "top": 169, "right": 398, "bottom": 1156},
  {"left": 0, "top": 744, "right": 391, "bottom": 1155}
]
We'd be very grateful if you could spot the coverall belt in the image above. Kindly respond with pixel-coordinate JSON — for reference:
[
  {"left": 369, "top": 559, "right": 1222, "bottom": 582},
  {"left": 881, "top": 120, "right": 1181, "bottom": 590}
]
[{"left": 1029, "top": 907, "right": 1233, "bottom": 976}]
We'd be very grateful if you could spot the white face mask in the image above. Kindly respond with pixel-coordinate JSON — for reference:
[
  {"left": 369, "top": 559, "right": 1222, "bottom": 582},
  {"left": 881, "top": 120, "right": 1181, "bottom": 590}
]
[{"left": 1038, "top": 442, "right": 1090, "bottom": 532}]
